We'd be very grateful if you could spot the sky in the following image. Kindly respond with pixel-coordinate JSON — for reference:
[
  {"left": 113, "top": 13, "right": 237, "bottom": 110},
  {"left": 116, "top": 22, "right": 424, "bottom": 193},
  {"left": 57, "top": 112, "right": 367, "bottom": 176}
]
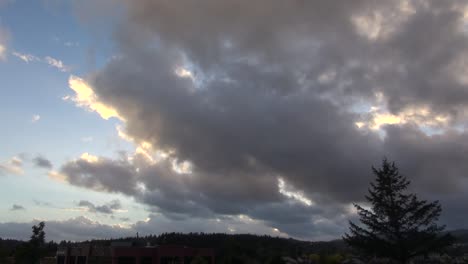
[{"left": 1, "top": 0, "right": 468, "bottom": 242}]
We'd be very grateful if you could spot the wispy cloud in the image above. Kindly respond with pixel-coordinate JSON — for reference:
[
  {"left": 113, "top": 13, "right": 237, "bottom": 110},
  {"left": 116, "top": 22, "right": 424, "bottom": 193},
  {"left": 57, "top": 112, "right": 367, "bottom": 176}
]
[
  {"left": 0, "top": 26, "right": 8, "bottom": 61},
  {"left": 32, "top": 155, "right": 53, "bottom": 169},
  {"left": 11, "top": 51, "right": 71, "bottom": 73},
  {"left": 10, "top": 204, "right": 25, "bottom": 211},
  {"left": 31, "top": 114, "right": 41, "bottom": 123},
  {"left": 77, "top": 200, "right": 124, "bottom": 215},
  {"left": 45, "top": 56, "right": 70, "bottom": 72},
  {"left": 47, "top": 170, "right": 67, "bottom": 182},
  {"left": 0, "top": 156, "right": 23, "bottom": 176},
  {"left": 52, "top": 36, "right": 79, "bottom": 48},
  {"left": 12, "top": 52, "right": 39, "bottom": 63},
  {"left": 81, "top": 136, "right": 93, "bottom": 142},
  {"left": 64, "top": 41, "right": 79, "bottom": 47},
  {"left": 0, "top": 45, "right": 6, "bottom": 61},
  {"left": 33, "top": 200, "right": 54, "bottom": 207}
]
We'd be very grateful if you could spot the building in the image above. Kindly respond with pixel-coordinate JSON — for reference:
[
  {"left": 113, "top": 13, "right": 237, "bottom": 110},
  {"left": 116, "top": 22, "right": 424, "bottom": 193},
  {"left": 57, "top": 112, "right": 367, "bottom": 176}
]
[{"left": 56, "top": 242, "right": 215, "bottom": 264}]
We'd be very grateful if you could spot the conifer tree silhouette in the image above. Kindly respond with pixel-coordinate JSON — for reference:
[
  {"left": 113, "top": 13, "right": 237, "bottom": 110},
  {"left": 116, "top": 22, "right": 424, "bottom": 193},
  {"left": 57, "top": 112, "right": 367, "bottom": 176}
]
[{"left": 344, "top": 159, "right": 453, "bottom": 263}]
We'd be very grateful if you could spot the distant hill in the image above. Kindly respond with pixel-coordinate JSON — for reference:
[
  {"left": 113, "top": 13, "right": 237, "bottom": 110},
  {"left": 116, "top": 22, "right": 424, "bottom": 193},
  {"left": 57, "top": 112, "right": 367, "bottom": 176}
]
[
  {"left": 448, "top": 229, "right": 468, "bottom": 243},
  {"left": 71, "top": 233, "right": 349, "bottom": 263}
]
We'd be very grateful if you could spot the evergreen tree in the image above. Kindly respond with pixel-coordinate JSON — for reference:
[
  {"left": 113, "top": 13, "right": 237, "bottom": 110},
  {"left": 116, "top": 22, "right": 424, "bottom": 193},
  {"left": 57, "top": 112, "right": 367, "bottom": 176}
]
[{"left": 344, "top": 159, "right": 453, "bottom": 263}]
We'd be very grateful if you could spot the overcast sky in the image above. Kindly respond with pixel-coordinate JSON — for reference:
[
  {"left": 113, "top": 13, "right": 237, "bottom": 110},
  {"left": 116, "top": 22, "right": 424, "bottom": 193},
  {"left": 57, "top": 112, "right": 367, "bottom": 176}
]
[{"left": 1, "top": 0, "right": 468, "bottom": 242}]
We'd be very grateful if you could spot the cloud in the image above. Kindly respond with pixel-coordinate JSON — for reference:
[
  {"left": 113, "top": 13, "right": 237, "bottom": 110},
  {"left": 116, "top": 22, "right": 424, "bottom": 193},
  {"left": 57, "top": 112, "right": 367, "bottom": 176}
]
[
  {"left": 81, "top": 136, "right": 93, "bottom": 142},
  {"left": 44, "top": 56, "right": 70, "bottom": 72},
  {"left": 0, "top": 216, "right": 132, "bottom": 241},
  {"left": 33, "top": 200, "right": 54, "bottom": 207},
  {"left": 60, "top": 153, "right": 137, "bottom": 195},
  {"left": 56, "top": 0, "right": 468, "bottom": 239},
  {"left": 0, "top": 2, "right": 9, "bottom": 59},
  {"left": 10, "top": 204, "right": 25, "bottom": 211},
  {"left": 47, "top": 170, "right": 67, "bottom": 182},
  {"left": 32, "top": 155, "right": 53, "bottom": 169},
  {"left": 58, "top": 151, "right": 357, "bottom": 239},
  {"left": 11, "top": 52, "right": 73, "bottom": 74},
  {"left": 64, "top": 41, "right": 79, "bottom": 47},
  {"left": 31, "top": 114, "right": 41, "bottom": 123},
  {"left": 66, "top": 76, "right": 121, "bottom": 120},
  {"left": 77, "top": 199, "right": 123, "bottom": 214},
  {"left": 0, "top": 45, "right": 5, "bottom": 60},
  {"left": 0, "top": 213, "right": 295, "bottom": 242},
  {"left": 0, "top": 26, "right": 9, "bottom": 61},
  {"left": 12, "top": 52, "right": 40, "bottom": 63},
  {"left": 0, "top": 156, "right": 23, "bottom": 176}
]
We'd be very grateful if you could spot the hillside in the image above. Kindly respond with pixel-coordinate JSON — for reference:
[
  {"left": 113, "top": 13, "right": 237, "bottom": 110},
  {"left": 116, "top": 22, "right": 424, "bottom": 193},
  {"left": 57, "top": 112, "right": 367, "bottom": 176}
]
[{"left": 72, "top": 233, "right": 348, "bottom": 263}]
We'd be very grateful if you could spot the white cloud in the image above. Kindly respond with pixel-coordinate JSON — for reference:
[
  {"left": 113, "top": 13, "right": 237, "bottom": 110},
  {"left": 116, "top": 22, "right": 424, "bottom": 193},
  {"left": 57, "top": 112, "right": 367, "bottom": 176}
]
[
  {"left": 45, "top": 56, "right": 70, "bottom": 72},
  {"left": 0, "top": 27, "right": 8, "bottom": 61},
  {"left": 67, "top": 75, "right": 122, "bottom": 120},
  {"left": 52, "top": 36, "right": 80, "bottom": 47},
  {"left": 356, "top": 104, "right": 450, "bottom": 132},
  {"left": 10, "top": 51, "right": 73, "bottom": 75},
  {"left": 0, "top": 156, "right": 24, "bottom": 176},
  {"left": 31, "top": 114, "right": 41, "bottom": 123},
  {"left": 174, "top": 66, "right": 195, "bottom": 82},
  {"left": 80, "top": 152, "right": 99, "bottom": 163},
  {"left": 0, "top": 44, "right": 6, "bottom": 61},
  {"left": 81, "top": 136, "right": 93, "bottom": 142},
  {"left": 278, "top": 178, "right": 314, "bottom": 206},
  {"left": 12, "top": 52, "right": 39, "bottom": 63},
  {"left": 64, "top": 41, "right": 79, "bottom": 47},
  {"left": 48, "top": 170, "right": 67, "bottom": 182}
]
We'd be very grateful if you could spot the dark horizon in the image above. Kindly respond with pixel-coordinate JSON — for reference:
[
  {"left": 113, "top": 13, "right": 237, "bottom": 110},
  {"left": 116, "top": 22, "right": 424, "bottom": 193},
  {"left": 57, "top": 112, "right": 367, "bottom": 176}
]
[{"left": 2, "top": 0, "right": 468, "bottom": 244}]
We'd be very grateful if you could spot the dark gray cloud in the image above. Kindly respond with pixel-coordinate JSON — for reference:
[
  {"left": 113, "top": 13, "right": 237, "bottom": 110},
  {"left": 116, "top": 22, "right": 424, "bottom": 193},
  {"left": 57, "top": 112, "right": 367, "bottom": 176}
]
[
  {"left": 384, "top": 125, "right": 468, "bottom": 194},
  {"left": 61, "top": 156, "right": 137, "bottom": 195},
  {"left": 60, "top": 0, "right": 468, "bottom": 239},
  {"left": 33, "top": 155, "right": 53, "bottom": 169},
  {"left": 10, "top": 204, "right": 25, "bottom": 211},
  {"left": 77, "top": 199, "right": 122, "bottom": 214}
]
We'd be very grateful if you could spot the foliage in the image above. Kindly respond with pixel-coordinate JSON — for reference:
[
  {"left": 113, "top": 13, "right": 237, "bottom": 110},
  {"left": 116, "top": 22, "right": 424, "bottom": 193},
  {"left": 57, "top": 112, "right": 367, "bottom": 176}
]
[
  {"left": 344, "top": 159, "right": 454, "bottom": 263},
  {"left": 30, "top": 222, "right": 45, "bottom": 247},
  {"left": 0, "top": 238, "right": 22, "bottom": 262},
  {"left": 190, "top": 256, "right": 210, "bottom": 264},
  {"left": 0, "top": 245, "right": 7, "bottom": 263},
  {"left": 15, "top": 222, "right": 46, "bottom": 264}
]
